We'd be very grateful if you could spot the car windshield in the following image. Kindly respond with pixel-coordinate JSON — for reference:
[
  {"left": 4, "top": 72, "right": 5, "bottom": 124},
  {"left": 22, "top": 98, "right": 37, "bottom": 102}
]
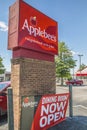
[{"left": 0, "top": 82, "right": 9, "bottom": 91}]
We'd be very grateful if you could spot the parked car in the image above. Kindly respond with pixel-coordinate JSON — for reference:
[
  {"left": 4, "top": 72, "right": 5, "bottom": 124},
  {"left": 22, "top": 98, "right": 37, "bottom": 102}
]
[
  {"left": 0, "top": 81, "right": 11, "bottom": 116},
  {"left": 66, "top": 79, "right": 83, "bottom": 86}
]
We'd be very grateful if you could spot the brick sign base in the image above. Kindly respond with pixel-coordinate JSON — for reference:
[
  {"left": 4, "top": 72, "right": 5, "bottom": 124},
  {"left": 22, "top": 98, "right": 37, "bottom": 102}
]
[{"left": 11, "top": 57, "right": 56, "bottom": 130}]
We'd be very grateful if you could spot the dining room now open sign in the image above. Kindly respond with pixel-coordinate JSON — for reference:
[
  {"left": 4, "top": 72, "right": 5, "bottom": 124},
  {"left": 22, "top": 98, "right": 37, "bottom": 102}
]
[{"left": 31, "top": 93, "right": 69, "bottom": 130}]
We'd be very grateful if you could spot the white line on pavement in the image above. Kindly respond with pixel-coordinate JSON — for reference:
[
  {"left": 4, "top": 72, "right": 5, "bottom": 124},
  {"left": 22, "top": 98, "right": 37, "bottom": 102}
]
[{"left": 73, "top": 105, "right": 87, "bottom": 110}]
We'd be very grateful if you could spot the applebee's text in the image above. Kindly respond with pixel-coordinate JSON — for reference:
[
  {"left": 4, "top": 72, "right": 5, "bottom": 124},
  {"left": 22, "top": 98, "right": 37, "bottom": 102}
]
[{"left": 22, "top": 19, "right": 56, "bottom": 42}]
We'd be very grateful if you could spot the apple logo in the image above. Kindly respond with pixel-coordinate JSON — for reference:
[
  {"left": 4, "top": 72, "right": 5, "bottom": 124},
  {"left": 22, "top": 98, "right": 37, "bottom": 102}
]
[
  {"left": 23, "top": 97, "right": 29, "bottom": 103},
  {"left": 30, "top": 16, "right": 37, "bottom": 26}
]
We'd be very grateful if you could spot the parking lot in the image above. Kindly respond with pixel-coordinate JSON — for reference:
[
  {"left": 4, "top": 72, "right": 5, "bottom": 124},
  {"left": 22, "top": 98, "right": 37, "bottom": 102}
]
[
  {"left": 0, "top": 85, "right": 87, "bottom": 130},
  {"left": 56, "top": 85, "right": 87, "bottom": 117}
]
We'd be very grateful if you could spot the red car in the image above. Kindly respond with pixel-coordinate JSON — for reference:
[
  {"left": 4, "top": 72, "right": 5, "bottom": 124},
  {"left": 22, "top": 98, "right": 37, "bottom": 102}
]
[
  {"left": 66, "top": 79, "right": 83, "bottom": 86},
  {"left": 0, "top": 81, "right": 10, "bottom": 116}
]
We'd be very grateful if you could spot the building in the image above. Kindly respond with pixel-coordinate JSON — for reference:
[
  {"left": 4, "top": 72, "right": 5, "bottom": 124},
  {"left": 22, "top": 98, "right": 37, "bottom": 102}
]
[
  {"left": 75, "top": 67, "right": 87, "bottom": 84},
  {"left": 0, "top": 71, "right": 11, "bottom": 82}
]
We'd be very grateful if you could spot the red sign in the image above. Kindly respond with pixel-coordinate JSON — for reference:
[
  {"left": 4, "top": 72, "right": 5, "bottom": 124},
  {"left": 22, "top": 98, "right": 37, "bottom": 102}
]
[
  {"left": 8, "top": 0, "right": 58, "bottom": 55},
  {"left": 31, "top": 93, "right": 69, "bottom": 130}
]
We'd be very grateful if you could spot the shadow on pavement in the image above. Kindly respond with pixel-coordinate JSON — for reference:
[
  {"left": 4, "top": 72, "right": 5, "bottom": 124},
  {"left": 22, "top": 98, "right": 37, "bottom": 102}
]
[
  {"left": 0, "top": 116, "right": 87, "bottom": 130},
  {"left": 0, "top": 114, "right": 7, "bottom": 126},
  {"left": 48, "top": 116, "right": 87, "bottom": 130}
]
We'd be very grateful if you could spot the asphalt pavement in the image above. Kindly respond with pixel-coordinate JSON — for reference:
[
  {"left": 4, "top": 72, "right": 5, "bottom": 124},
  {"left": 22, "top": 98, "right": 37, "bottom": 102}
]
[
  {"left": 0, "top": 116, "right": 87, "bottom": 130},
  {"left": 48, "top": 116, "right": 87, "bottom": 130}
]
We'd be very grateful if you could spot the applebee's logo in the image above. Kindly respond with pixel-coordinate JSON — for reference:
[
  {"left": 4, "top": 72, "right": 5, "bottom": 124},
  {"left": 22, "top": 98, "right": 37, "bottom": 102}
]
[
  {"left": 22, "top": 18, "right": 56, "bottom": 42},
  {"left": 24, "top": 97, "right": 29, "bottom": 103},
  {"left": 22, "top": 97, "right": 38, "bottom": 108},
  {"left": 30, "top": 16, "right": 37, "bottom": 26}
]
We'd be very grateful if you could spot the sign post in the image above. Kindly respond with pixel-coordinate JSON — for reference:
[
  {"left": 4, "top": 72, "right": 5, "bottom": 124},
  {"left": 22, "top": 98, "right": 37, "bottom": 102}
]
[{"left": 8, "top": 0, "right": 68, "bottom": 130}]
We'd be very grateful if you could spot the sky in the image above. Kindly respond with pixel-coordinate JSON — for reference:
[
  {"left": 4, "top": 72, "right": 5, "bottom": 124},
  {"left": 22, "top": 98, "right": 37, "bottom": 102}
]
[{"left": 0, "top": 0, "right": 87, "bottom": 73}]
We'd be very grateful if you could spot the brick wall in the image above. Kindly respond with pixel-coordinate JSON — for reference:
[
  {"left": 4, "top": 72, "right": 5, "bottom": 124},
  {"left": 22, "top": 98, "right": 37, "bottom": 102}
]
[{"left": 11, "top": 57, "right": 56, "bottom": 130}]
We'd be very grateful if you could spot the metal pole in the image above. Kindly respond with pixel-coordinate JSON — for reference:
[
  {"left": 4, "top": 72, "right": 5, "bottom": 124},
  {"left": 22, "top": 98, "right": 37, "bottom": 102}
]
[
  {"left": 7, "top": 87, "right": 14, "bottom": 130},
  {"left": 69, "top": 84, "right": 73, "bottom": 117},
  {"left": 73, "top": 67, "right": 74, "bottom": 79},
  {"left": 78, "top": 54, "right": 83, "bottom": 79},
  {"left": 73, "top": 60, "right": 77, "bottom": 79}
]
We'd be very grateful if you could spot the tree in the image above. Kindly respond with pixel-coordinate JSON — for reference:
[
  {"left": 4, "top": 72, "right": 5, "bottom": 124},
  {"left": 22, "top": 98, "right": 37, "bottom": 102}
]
[
  {"left": 79, "top": 63, "right": 86, "bottom": 71},
  {"left": 0, "top": 56, "right": 5, "bottom": 74},
  {"left": 55, "top": 41, "right": 76, "bottom": 85}
]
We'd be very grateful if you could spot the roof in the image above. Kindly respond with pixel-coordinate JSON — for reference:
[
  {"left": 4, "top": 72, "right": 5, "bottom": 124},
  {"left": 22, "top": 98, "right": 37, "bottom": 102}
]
[{"left": 76, "top": 67, "right": 87, "bottom": 76}]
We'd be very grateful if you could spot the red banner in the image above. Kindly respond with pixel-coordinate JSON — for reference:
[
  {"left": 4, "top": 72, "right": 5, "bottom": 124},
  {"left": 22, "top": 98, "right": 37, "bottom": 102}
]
[{"left": 31, "top": 93, "right": 69, "bottom": 130}]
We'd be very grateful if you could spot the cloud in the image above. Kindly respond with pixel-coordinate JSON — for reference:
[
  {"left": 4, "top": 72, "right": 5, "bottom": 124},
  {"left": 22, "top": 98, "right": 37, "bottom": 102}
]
[
  {"left": 0, "top": 21, "right": 8, "bottom": 31},
  {"left": 70, "top": 50, "right": 79, "bottom": 56}
]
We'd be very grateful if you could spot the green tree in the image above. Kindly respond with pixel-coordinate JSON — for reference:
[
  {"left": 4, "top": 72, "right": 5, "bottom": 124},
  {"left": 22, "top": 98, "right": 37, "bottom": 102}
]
[
  {"left": 79, "top": 63, "right": 86, "bottom": 71},
  {"left": 0, "top": 56, "right": 5, "bottom": 74},
  {"left": 55, "top": 42, "right": 76, "bottom": 85}
]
